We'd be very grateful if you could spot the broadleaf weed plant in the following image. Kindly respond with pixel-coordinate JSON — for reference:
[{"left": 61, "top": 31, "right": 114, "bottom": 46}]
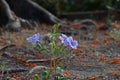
[{"left": 26, "top": 24, "right": 78, "bottom": 80}]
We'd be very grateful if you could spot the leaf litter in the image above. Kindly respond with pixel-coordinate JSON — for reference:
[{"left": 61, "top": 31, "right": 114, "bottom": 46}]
[{"left": 0, "top": 22, "right": 120, "bottom": 80}]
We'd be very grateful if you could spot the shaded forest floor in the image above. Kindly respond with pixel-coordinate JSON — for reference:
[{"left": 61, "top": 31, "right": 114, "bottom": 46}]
[{"left": 0, "top": 20, "right": 120, "bottom": 80}]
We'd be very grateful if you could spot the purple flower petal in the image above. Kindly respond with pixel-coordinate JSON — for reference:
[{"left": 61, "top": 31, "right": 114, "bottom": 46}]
[
  {"left": 27, "top": 33, "right": 40, "bottom": 43},
  {"left": 65, "top": 37, "right": 78, "bottom": 49},
  {"left": 59, "top": 34, "right": 67, "bottom": 40},
  {"left": 59, "top": 34, "right": 78, "bottom": 49},
  {"left": 70, "top": 40, "right": 78, "bottom": 49},
  {"left": 59, "top": 34, "right": 68, "bottom": 44}
]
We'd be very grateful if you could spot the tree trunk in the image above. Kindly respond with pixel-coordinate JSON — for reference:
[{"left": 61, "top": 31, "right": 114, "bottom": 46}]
[{"left": 0, "top": 0, "right": 69, "bottom": 31}]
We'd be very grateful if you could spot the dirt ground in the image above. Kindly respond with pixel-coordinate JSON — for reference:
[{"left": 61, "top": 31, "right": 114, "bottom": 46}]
[{"left": 0, "top": 22, "right": 120, "bottom": 80}]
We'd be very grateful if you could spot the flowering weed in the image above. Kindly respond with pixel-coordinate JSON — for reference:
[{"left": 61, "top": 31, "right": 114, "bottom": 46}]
[
  {"left": 26, "top": 24, "right": 78, "bottom": 80},
  {"left": 26, "top": 33, "right": 40, "bottom": 43},
  {"left": 59, "top": 34, "right": 78, "bottom": 49}
]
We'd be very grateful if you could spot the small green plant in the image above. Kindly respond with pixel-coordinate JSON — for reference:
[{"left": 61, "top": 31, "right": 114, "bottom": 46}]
[
  {"left": 34, "top": 74, "right": 40, "bottom": 80},
  {"left": 42, "top": 71, "right": 50, "bottom": 80},
  {"left": 27, "top": 24, "right": 78, "bottom": 80},
  {"left": 110, "top": 28, "right": 120, "bottom": 42}
]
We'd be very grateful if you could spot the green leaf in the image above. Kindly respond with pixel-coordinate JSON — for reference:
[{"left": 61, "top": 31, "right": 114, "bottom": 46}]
[
  {"left": 61, "top": 77, "right": 67, "bottom": 80},
  {"left": 55, "top": 66, "right": 65, "bottom": 73},
  {"left": 54, "top": 75, "right": 63, "bottom": 80},
  {"left": 37, "top": 43, "right": 46, "bottom": 52},
  {"left": 53, "top": 24, "right": 60, "bottom": 33},
  {"left": 48, "top": 24, "right": 60, "bottom": 40},
  {"left": 42, "top": 71, "right": 50, "bottom": 80},
  {"left": 54, "top": 47, "right": 64, "bottom": 55},
  {"left": 34, "top": 74, "right": 40, "bottom": 80},
  {"left": 54, "top": 75, "right": 67, "bottom": 80}
]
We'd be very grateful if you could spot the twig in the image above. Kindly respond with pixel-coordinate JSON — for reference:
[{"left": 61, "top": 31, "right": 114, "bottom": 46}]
[
  {"left": 28, "top": 66, "right": 48, "bottom": 75},
  {"left": 0, "top": 44, "right": 16, "bottom": 56},
  {"left": 0, "top": 44, "right": 15, "bottom": 51},
  {"left": 26, "top": 57, "right": 62, "bottom": 63},
  {"left": 0, "top": 68, "right": 28, "bottom": 74}
]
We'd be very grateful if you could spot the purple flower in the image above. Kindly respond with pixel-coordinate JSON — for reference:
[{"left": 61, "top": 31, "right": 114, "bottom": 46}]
[
  {"left": 59, "top": 34, "right": 78, "bottom": 49},
  {"left": 66, "top": 37, "right": 78, "bottom": 49},
  {"left": 26, "top": 33, "right": 40, "bottom": 43},
  {"left": 59, "top": 34, "right": 68, "bottom": 44}
]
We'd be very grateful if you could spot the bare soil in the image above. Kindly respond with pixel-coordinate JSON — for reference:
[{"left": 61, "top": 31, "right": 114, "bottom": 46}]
[{"left": 0, "top": 22, "right": 120, "bottom": 80}]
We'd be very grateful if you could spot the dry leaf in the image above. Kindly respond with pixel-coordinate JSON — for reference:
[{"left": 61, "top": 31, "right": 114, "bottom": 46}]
[
  {"left": 91, "top": 42, "right": 98, "bottom": 47},
  {"left": 88, "top": 77, "right": 97, "bottom": 80},
  {"left": 99, "top": 55, "right": 107, "bottom": 62},
  {"left": 111, "top": 71, "right": 118, "bottom": 75},
  {"left": 109, "top": 58, "right": 120, "bottom": 64},
  {"left": 75, "top": 48, "right": 83, "bottom": 55},
  {"left": 64, "top": 71, "right": 71, "bottom": 77},
  {"left": 83, "top": 53, "right": 93, "bottom": 57}
]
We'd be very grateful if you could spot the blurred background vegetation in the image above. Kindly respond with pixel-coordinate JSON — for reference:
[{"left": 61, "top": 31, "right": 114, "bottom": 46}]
[{"left": 33, "top": 0, "right": 120, "bottom": 16}]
